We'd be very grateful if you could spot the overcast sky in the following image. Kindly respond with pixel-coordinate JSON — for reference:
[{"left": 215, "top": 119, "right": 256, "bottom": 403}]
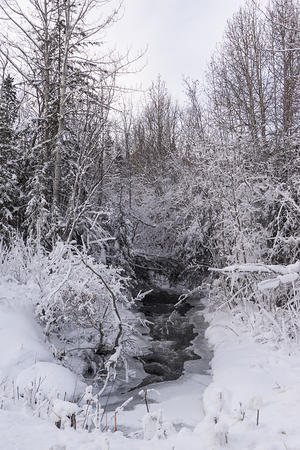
[{"left": 105, "top": 0, "right": 246, "bottom": 101}]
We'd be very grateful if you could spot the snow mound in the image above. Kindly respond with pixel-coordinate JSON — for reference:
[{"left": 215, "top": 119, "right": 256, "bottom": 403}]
[
  {"left": 203, "top": 309, "right": 300, "bottom": 449},
  {"left": 0, "top": 281, "right": 50, "bottom": 381},
  {"left": 16, "top": 362, "right": 86, "bottom": 401}
]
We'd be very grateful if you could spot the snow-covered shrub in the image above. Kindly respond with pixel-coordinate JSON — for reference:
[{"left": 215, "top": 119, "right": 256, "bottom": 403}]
[
  {"left": 35, "top": 242, "right": 143, "bottom": 376},
  {"left": 37, "top": 243, "right": 145, "bottom": 382},
  {"left": 266, "top": 178, "right": 300, "bottom": 265},
  {"left": 0, "top": 235, "right": 45, "bottom": 284},
  {"left": 195, "top": 415, "right": 230, "bottom": 449},
  {"left": 50, "top": 399, "right": 79, "bottom": 429},
  {"left": 142, "top": 409, "right": 175, "bottom": 440},
  {"left": 209, "top": 261, "right": 300, "bottom": 344},
  {"left": 0, "top": 237, "right": 143, "bottom": 383},
  {"left": 202, "top": 383, "right": 224, "bottom": 421},
  {"left": 76, "top": 385, "right": 104, "bottom": 431}
]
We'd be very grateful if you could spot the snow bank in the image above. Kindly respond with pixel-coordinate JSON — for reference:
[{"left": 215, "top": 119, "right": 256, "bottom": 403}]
[
  {"left": 16, "top": 362, "right": 86, "bottom": 402},
  {"left": 0, "top": 277, "right": 210, "bottom": 449},
  {"left": 202, "top": 309, "right": 300, "bottom": 449},
  {"left": 0, "top": 279, "right": 50, "bottom": 382}
]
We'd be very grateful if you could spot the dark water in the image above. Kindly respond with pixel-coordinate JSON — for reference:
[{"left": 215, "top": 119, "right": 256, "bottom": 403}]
[
  {"left": 102, "top": 287, "right": 209, "bottom": 420},
  {"left": 134, "top": 289, "right": 201, "bottom": 388}
]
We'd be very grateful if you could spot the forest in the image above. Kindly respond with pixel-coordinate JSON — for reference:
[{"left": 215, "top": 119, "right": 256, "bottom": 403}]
[{"left": 0, "top": 0, "right": 300, "bottom": 448}]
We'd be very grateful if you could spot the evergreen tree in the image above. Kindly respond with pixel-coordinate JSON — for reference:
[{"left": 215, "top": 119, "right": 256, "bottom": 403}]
[{"left": 0, "top": 75, "right": 19, "bottom": 239}]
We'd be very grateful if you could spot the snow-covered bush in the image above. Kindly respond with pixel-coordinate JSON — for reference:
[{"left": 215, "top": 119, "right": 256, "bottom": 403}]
[
  {"left": 142, "top": 409, "right": 175, "bottom": 440},
  {"left": 209, "top": 261, "right": 300, "bottom": 344},
  {"left": 0, "top": 237, "right": 143, "bottom": 382},
  {"left": 50, "top": 399, "right": 79, "bottom": 429},
  {"left": 36, "top": 242, "right": 144, "bottom": 377},
  {"left": 0, "top": 235, "right": 45, "bottom": 284}
]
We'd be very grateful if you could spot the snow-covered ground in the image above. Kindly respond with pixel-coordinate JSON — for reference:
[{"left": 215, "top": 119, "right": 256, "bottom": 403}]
[
  {"left": 0, "top": 277, "right": 210, "bottom": 449},
  {"left": 2, "top": 275, "right": 300, "bottom": 449},
  {"left": 202, "top": 308, "right": 300, "bottom": 449},
  {"left": 0, "top": 279, "right": 86, "bottom": 400}
]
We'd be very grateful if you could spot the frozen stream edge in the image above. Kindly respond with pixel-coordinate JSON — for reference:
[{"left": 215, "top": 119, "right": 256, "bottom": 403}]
[{"left": 109, "top": 296, "right": 212, "bottom": 437}]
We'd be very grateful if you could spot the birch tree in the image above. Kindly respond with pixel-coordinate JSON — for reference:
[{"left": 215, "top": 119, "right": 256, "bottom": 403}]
[{"left": 0, "top": 0, "right": 131, "bottom": 245}]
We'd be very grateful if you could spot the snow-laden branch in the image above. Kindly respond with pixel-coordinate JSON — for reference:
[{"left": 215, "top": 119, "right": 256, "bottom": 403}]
[
  {"left": 211, "top": 261, "right": 300, "bottom": 291},
  {"left": 210, "top": 261, "right": 300, "bottom": 276}
]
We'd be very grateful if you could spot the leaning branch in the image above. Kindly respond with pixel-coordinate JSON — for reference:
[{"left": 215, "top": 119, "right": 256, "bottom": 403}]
[{"left": 79, "top": 255, "right": 123, "bottom": 351}]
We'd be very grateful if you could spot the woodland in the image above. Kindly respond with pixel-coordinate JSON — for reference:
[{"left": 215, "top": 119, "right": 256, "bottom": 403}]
[{"left": 0, "top": 0, "right": 300, "bottom": 447}]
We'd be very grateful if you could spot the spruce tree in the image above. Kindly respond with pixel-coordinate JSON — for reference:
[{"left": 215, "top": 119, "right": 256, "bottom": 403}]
[{"left": 0, "top": 75, "right": 19, "bottom": 239}]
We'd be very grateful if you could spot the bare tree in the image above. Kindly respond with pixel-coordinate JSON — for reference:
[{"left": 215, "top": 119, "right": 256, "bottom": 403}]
[{"left": 0, "top": 0, "right": 141, "bottom": 244}]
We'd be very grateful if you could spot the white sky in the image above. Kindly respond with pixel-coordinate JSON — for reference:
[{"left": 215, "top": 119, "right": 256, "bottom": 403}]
[{"left": 105, "top": 0, "right": 246, "bottom": 101}]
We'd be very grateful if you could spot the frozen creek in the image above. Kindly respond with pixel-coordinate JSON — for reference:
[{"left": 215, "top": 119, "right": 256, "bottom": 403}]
[
  {"left": 103, "top": 288, "right": 212, "bottom": 434},
  {"left": 137, "top": 289, "right": 205, "bottom": 386}
]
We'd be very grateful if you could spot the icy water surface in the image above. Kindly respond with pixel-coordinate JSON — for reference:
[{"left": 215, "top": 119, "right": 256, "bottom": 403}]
[
  {"left": 136, "top": 289, "right": 201, "bottom": 386},
  {"left": 102, "top": 288, "right": 211, "bottom": 424}
]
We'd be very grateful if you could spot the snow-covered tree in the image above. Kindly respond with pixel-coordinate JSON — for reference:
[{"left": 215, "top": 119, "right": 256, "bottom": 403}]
[{"left": 0, "top": 74, "right": 20, "bottom": 239}]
